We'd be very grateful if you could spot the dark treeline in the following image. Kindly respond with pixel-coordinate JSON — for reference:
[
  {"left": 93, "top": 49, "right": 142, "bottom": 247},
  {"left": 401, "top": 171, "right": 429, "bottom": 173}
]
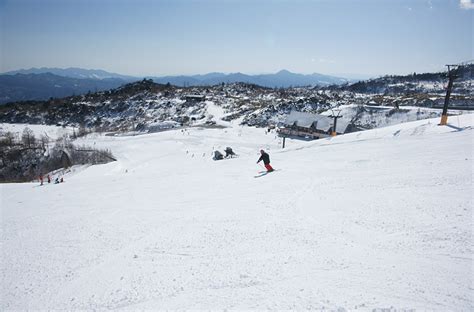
[{"left": 0, "top": 127, "right": 115, "bottom": 183}]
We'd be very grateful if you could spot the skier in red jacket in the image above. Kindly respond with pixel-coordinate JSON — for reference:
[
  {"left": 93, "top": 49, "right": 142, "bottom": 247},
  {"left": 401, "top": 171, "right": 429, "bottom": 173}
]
[{"left": 257, "top": 149, "right": 274, "bottom": 172}]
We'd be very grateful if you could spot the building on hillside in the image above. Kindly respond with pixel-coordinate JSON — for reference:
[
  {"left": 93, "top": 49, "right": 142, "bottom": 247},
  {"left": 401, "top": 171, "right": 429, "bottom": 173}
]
[
  {"left": 184, "top": 94, "right": 206, "bottom": 102},
  {"left": 278, "top": 111, "right": 350, "bottom": 140}
]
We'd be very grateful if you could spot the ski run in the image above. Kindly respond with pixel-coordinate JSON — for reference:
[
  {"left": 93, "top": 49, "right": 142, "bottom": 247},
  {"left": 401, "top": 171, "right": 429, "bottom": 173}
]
[{"left": 1, "top": 114, "right": 473, "bottom": 310}]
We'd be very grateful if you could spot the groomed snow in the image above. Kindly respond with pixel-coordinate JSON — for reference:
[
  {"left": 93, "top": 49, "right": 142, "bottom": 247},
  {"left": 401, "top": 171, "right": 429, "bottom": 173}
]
[{"left": 1, "top": 114, "right": 473, "bottom": 310}]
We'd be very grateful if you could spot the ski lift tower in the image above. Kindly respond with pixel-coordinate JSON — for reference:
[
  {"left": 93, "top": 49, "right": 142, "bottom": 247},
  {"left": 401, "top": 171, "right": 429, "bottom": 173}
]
[
  {"left": 328, "top": 109, "right": 343, "bottom": 137},
  {"left": 439, "top": 64, "right": 459, "bottom": 125}
]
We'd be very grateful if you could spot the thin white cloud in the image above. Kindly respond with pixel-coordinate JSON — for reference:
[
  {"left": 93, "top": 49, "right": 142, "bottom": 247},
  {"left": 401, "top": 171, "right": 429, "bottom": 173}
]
[
  {"left": 318, "top": 58, "right": 336, "bottom": 64},
  {"left": 460, "top": 0, "right": 474, "bottom": 9}
]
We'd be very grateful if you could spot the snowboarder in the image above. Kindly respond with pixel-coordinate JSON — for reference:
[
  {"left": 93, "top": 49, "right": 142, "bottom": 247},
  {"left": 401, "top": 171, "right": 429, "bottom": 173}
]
[{"left": 257, "top": 149, "right": 274, "bottom": 172}]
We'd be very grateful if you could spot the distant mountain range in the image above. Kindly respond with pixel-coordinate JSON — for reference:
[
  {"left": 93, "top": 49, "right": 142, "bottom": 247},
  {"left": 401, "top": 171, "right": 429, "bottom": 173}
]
[
  {"left": 3, "top": 67, "right": 350, "bottom": 87},
  {"left": 0, "top": 67, "right": 351, "bottom": 104},
  {"left": 149, "top": 69, "right": 349, "bottom": 87},
  {"left": 0, "top": 73, "right": 131, "bottom": 104},
  {"left": 3, "top": 67, "right": 137, "bottom": 80}
]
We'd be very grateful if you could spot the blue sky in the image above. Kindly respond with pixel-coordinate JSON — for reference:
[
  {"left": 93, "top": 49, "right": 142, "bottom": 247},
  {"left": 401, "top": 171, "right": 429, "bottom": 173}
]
[{"left": 1, "top": 0, "right": 472, "bottom": 77}]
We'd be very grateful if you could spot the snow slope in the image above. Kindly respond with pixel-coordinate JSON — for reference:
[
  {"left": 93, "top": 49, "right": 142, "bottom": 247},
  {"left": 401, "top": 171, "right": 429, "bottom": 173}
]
[{"left": 1, "top": 115, "right": 473, "bottom": 310}]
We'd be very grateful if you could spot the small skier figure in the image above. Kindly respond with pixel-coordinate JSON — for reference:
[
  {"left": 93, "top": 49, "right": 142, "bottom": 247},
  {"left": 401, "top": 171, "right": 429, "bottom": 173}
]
[
  {"left": 257, "top": 149, "right": 274, "bottom": 172},
  {"left": 213, "top": 150, "right": 224, "bottom": 160},
  {"left": 47, "top": 175, "right": 51, "bottom": 184},
  {"left": 39, "top": 175, "right": 44, "bottom": 186},
  {"left": 54, "top": 177, "right": 59, "bottom": 184}
]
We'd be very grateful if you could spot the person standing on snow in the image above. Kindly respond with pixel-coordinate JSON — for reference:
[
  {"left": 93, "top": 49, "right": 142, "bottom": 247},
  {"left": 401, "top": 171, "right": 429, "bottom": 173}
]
[{"left": 257, "top": 149, "right": 274, "bottom": 172}]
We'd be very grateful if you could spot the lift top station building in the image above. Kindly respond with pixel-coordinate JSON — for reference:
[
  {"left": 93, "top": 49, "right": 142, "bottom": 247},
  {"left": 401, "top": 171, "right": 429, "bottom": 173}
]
[{"left": 278, "top": 111, "right": 350, "bottom": 140}]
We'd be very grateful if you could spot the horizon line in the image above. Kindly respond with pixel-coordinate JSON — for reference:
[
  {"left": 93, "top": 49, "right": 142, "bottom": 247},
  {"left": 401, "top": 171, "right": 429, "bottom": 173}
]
[{"left": 3, "top": 66, "right": 436, "bottom": 80}]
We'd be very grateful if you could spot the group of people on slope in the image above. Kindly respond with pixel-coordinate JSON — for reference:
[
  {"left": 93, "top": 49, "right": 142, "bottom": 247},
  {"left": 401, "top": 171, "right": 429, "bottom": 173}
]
[
  {"left": 213, "top": 148, "right": 274, "bottom": 172},
  {"left": 38, "top": 150, "right": 274, "bottom": 185},
  {"left": 39, "top": 174, "right": 64, "bottom": 186}
]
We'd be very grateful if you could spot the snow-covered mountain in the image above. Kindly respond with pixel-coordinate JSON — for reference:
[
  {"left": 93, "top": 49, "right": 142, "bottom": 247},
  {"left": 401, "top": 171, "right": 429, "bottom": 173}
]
[
  {"left": 329, "top": 64, "right": 473, "bottom": 96},
  {"left": 1, "top": 114, "right": 472, "bottom": 309},
  {"left": 2, "top": 66, "right": 471, "bottom": 105},
  {"left": 1, "top": 69, "right": 472, "bottom": 133}
]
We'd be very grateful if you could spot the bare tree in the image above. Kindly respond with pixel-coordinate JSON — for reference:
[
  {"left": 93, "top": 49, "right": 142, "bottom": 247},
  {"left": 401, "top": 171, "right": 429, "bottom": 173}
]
[
  {"left": 1, "top": 132, "right": 16, "bottom": 147},
  {"left": 21, "top": 127, "right": 36, "bottom": 148}
]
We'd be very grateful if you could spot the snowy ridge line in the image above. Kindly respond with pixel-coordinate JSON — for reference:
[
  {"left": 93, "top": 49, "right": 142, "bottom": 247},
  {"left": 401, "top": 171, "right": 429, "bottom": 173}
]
[{"left": 1, "top": 72, "right": 472, "bottom": 132}]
